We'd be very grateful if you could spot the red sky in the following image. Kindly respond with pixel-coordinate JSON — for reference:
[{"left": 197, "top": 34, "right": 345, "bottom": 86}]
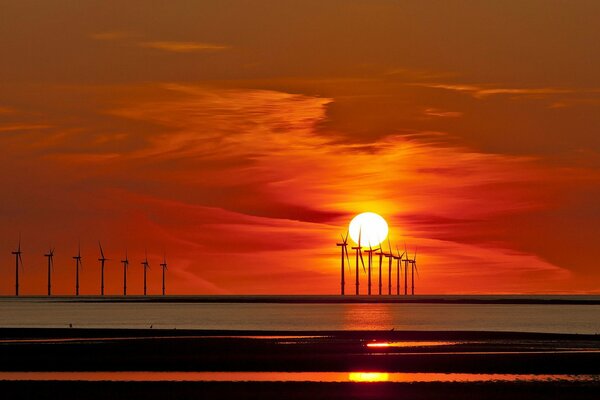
[{"left": 1, "top": 1, "right": 600, "bottom": 295}]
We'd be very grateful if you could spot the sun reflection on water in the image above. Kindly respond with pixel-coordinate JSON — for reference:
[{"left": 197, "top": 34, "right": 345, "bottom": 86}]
[
  {"left": 348, "top": 372, "right": 390, "bottom": 382},
  {"left": 366, "top": 341, "right": 459, "bottom": 348}
]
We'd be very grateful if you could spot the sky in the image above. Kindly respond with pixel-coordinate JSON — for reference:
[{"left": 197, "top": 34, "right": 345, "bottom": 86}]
[{"left": 1, "top": 0, "right": 600, "bottom": 295}]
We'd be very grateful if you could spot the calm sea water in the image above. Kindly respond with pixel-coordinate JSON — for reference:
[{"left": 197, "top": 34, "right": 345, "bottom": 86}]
[{"left": 0, "top": 298, "right": 599, "bottom": 334}]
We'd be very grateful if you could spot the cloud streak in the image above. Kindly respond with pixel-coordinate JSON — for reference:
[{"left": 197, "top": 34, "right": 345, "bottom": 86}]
[
  {"left": 138, "top": 41, "right": 230, "bottom": 53},
  {"left": 418, "top": 83, "right": 574, "bottom": 99}
]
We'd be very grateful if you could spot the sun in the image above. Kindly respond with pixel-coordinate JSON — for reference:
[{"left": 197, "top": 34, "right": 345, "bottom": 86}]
[{"left": 348, "top": 212, "right": 388, "bottom": 247}]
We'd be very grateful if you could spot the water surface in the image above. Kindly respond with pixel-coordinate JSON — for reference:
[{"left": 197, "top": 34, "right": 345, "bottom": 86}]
[
  {"left": 0, "top": 371, "right": 598, "bottom": 383},
  {"left": 0, "top": 298, "right": 599, "bottom": 334}
]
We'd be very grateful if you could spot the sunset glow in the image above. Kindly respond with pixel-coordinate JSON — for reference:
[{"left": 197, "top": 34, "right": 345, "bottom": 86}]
[
  {"left": 348, "top": 372, "right": 390, "bottom": 383},
  {"left": 348, "top": 212, "right": 389, "bottom": 247},
  {"left": 1, "top": 2, "right": 600, "bottom": 295}
]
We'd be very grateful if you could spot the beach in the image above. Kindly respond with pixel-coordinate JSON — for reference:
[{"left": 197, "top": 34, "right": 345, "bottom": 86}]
[{"left": 0, "top": 297, "right": 599, "bottom": 398}]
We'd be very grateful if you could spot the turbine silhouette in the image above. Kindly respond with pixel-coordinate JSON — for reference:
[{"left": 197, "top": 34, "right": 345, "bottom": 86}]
[
  {"left": 12, "top": 236, "right": 23, "bottom": 296},
  {"left": 98, "top": 242, "right": 109, "bottom": 296},
  {"left": 121, "top": 250, "right": 129, "bottom": 296},
  {"left": 73, "top": 243, "right": 82, "bottom": 296},
  {"left": 141, "top": 251, "right": 150, "bottom": 296},
  {"left": 44, "top": 247, "right": 55, "bottom": 296},
  {"left": 160, "top": 253, "right": 168, "bottom": 296},
  {"left": 350, "top": 228, "right": 366, "bottom": 295},
  {"left": 336, "top": 232, "right": 351, "bottom": 295}
]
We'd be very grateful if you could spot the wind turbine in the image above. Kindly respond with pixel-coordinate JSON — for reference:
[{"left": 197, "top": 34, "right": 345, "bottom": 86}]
[
  {"left": 384, "top": 238, "right": 394, "bottom": 295},
  {"left": 73, "top": 243, "right": 82, "bottom": 296},
  {"left": 375, "top": 247, "right": 384, "bottom": 295},
  {"left": 410, "top": 248, "right": 418, "bottom": 295},
  {"left": 403, "top": 243, "right": 410, "bottom": 295},
  {"left": 393, "top": 246, "right": 406, "bottom": 296},
  {"left": 336, "top": 232, "right": 351, "bottom": 295},
  {"left": 98, "top": 242, "right": 109, "bottom": 296},
  {"left": 160, "top": 253, "right": 168, "bottom": 296},
  {"left": 11, "top": 237, "right": 23, "bottom": 296},
  {"left": 121, "top": 250, "right": 129, "bottom": 296},
  {"left": 141, "top": 251, "right": 150, "bottom": 296},
  {"left": 363, "top": 245, "right": 379, "bottom": 296},
  {"left": 350, "top": 229, "right": 366, "bottom": 295},
  {"left": 44, "top": 247, "right": 55, "bottom": 296}
]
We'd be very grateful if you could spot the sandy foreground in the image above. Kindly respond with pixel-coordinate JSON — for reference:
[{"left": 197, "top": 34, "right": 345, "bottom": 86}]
[{"left": 0, "top": 328, "right": 598, "bottom": 398}]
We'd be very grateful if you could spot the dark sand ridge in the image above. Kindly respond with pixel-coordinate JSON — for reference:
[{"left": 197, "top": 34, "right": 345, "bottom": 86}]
[
  {"left": 0, "top": 328, "right": 599, "bottom": 399},
  {"left": 1, "top": 381, "right": 599, "bottom": 400},
  {"left": 0, "top": 329, "right": 599, "bottom": 374}
]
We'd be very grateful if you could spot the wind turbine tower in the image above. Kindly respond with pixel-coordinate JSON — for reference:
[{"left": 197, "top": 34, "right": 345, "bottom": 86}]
[
  {"left": 375, "top": 247, "right": 384, "bottom": 295},
  {"left": 12, "top": 238, "right": 23, "bottom": 296},
  {"left": 363, "top": 245, "right": 379, "bottom": 295},
  {"left": 98, "top": 242, "right": 108, "bottom": 296},
  {"left": 350, "top": 230, "right": 365, "bottom": 295},
  {"left": 121, "top": 250, "right": 129, "bottom": 296},
  {"left": 141, "top": 252, "right": 150, "bottom": 296},
  {"left": 403, "top": 244, "right": 410, "bottom": 295},
  {"left": 336, "top": 233, "right": 351, "bottom": 295},
  {"left": 385, "top": 239, "right": 394, "bottom": 295},
  {"left": 410, "top": 249, "right": 418, "bottom": 295},
  {"left": 73, "top": 244, "right": 83, "bottom": 296},
  {"left": 160, "top": 254, "right": 168, "bottom": 296},
  {"left": 44, "top": 248, "right": 55, "bottom": 296}
]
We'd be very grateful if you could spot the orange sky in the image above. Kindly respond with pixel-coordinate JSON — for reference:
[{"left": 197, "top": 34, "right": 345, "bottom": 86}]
[{"left": 1, "top": 1, "right": 600, "bottom": 295}]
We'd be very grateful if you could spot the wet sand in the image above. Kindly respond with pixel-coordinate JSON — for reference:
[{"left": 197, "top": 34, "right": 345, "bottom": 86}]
[
  {"left": 0, "top": 328, "right": 598, "bottom": 399},
  {"left": 3, "top": 294, "right": 600, "bottom": 304},
  {"left": 1, "top": 381, "right": 600, "bottom": 400}
]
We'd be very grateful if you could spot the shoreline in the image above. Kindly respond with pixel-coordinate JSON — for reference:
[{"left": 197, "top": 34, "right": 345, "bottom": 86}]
[{"left": 1, "top": 294, "right": 600, "bottom": 304}]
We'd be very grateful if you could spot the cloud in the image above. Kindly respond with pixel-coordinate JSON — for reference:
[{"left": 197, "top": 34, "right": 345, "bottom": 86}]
[
  {"left": 2, "top": 83, "right": 597, "bottom": 294},
  {"left": 423, "top": 108, "right": 463, "bottom": 118},
  {"left": 138, "top": 41, "right": 230, "bottom": 53},
  {"left": 0, "top": 123, "right": 50, "bottom": 132},
  {"left": 418, "top": 83, "right": 573, "bottom": 99},
  {"left": 90, "top": 32, "right": 229, "bottom": 54}
]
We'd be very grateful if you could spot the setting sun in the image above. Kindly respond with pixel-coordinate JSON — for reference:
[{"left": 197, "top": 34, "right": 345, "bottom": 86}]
[{"left": 348, "top": 212, "right": 389, "bottom": 247}]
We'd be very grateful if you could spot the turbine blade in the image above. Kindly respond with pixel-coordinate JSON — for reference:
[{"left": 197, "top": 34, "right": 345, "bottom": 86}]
[
  {"left": 359, "top": 251, "right": 366, "bottom": 273},
  {"left": 358, "top": 227, "right": 362, "bottom": 247},
  {"left": 99, "top": 241, "right": 105, "bottom": 259},
  {"left": 413, "top": 247, "right": 417, "bottom": 261},
  {"left": 344, "top": 247, "right": 351, "bottom": 269}
]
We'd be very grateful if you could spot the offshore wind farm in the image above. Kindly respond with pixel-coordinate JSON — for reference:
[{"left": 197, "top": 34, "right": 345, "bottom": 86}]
[
  {"left": 5, "top": 239, "right": 169, "bottom": 297},
  {"left": 1, "top": 1, "right": 600, "bottom": 399}
]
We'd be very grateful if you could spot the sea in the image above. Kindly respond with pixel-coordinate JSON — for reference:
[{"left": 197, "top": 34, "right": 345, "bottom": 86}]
[{"left": 0, "top": 296, "right": 599, "bottom": 334}]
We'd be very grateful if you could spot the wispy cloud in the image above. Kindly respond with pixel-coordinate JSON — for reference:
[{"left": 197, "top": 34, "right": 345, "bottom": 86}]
[
  {"left": 423, "top": 108, "right": 463, "bottom": 118},
  {"left": 419, "top": 83, "right": 573, "bottom": 99},
  {"left": 138, "top": 41, "right": 230, "bottom": 53},
  {"left": 91, "top": 32, "right": 230, "bottom": 53},
  {"left": 2, "top": 83, "right": 596, "bottom": 294},
  {"left": 0, "top": 123, "right": 50, "bottom": 132}
]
